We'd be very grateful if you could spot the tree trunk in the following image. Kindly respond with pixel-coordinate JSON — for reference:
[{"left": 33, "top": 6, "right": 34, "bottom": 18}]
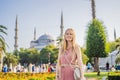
[
  {"left": 91, "top": 0, "right": 96, "bottom": 19},
  {"left": 94, "top": 57, "right": 99, "bottom": 72}
]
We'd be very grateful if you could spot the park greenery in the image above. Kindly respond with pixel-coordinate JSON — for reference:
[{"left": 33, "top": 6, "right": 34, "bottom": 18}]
[
  {"left": 86, "top": 19, "right": 108, "bottom": 72},
  {"left": 115, "top": 55, "right": 120, "bottom": 64},
  {"left": 0, "top": 25, "right": 7, "bottom": 54},
  {"left": 3, "top": 52, "right": 18, "bottom": 67},
  {"left": 39, "top": 44, "right": 58, "bottom": 64},
  {"left": 3, "top": 44, "right": 89, "bottom": 67}
]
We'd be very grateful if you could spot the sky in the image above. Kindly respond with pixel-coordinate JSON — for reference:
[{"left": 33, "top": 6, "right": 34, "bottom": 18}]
[{"left": 0, "top": 0, "right": 120, "bottom": 52}]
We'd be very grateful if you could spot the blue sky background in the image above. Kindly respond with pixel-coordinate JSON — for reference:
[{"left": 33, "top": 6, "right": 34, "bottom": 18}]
[{"left": 0, "top": 0, "right": 120, "bottom": 52}]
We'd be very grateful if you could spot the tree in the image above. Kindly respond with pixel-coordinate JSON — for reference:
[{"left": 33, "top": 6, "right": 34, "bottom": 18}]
[
  {"left": 18, "top": 48, "right": 40, "bottom": 65},
  {"left": 115, "top": 37, "right": 120, "bottom": 45},
  {"left": 40, "top": 44, "right": 58, "bottom": 64},
  {"left": 0, "top": 25, "right": 7, "bottom": 71},
  {"left": 115, "top": 55, "right": 120, "bottom": 64},
  {"left": 28, "top": 48, "right": 40, "bottom": 65},
  {"left": 86, "top": 19, "right": 107, "bottom": 72},
  {"left": 0, "top": 25, "right": 7, "bottom": 53},
  {"left": 19, "top": 49, "right": 30, "bottom": 65},
  {"left": 81, "top": 47, "right": 89, "bottom": 65},
  {"left": 106, "top": 38, "right": 120, "bottom": 53},
  {"left": 115, "top": 45, "right": 120, "bottom": 64},
  {"left": 3, "top": 52, "right": 18, "bottom": 67},
  {"left": 0, "top": 25, "right": 7, "bottom": 37},
  {"left": 106, "top": 41, "right": 117, "bottom": 53}
]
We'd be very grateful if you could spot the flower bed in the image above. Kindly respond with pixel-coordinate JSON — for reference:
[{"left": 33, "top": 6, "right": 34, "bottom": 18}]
[{"left": 0, "top": 72, "right": 55, "bottom": 80}]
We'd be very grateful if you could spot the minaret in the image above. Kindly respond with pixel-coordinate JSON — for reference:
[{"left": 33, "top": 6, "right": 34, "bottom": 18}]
[
  {"left": 60, "top": 11, "right": 64, "bottom": 37},
  {"left": 114, "top": 27, "right": 116, "bottom": 41},
  {"left": 14, "top": 15, "right": 18, "bottom": 50},
  {"left": 34, "top": 27, "right": 36, "bottom": 40}
]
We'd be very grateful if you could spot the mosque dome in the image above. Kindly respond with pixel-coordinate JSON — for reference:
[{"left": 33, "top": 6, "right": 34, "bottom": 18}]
[
  {"left": 37, "top": 33, "right": 55, "bottom": 45},
  {"left": 38, "top": 33, "right": 54, "bottom": 41}
]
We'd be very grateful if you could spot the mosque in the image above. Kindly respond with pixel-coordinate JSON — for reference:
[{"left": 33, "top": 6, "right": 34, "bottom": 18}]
[
  {"left": 14, "top": 12, "right": 64, "bottom": 51},
  {"left": 30, "top": 33, "right": 55, "bottom": 50}
]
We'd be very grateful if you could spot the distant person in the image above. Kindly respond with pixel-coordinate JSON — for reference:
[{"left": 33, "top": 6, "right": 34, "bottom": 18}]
[
  {"left": 3, "top": 64, "right": 8, "bottom": 72},
  {"left": 87, "top": 62, "right": 92, "bottom": 70},
  {"left": 106, "top": 62, "right": 109, "bottom": 70},
  {"left": 110, "top": 65, "right": 115, "bottom": 71},
  {"left": 115, "top": 64, "right": 118, "bottom": 70},
  {"left": 48, "top": 65, "right": 51, "bottom": 72},
  {"left": 16, "top": 64, "right": 21, "bottom": 72},
  {"left": 32, "top": 65, "right": 35, "bottom": 72}
]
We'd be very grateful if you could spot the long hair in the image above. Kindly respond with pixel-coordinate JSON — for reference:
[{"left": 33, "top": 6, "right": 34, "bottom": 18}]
[{"left": 61, "top": 28, "right": 76, "bottom": 54}]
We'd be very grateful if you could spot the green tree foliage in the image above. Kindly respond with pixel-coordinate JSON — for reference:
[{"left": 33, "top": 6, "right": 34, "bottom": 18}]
[
  {"left": 18, "top": 48, "right": 40, "bottom": 65},
  {"left": 106, "top": 42, "right": 117, "bottom": 53},
  {"left": 81, "top": 47, "right": 89, "bottom": 65},
  {"left": 114, "top": 38, "right": 120, "bottom": 64},
  {"left": 19, "top": 49, "right": 30, "bottom": 65},
  {"left": 0, "top": 25, "right": 7, "bottom": 71},
  {"left": 115, "top": 37, "right": 120, "bottom": 45},
  {"left": 86, "top": 19, "right": 107, "bottom": 57},
  {"left": 40, "top": 44, "right": 58, "bottom": 64},
  {"left": 0, "top": 25, "right": 7, "bottom": 53},
  {"left": 3, "top": 52, "right": 18, "bottom": 67},
  {"left": 86, "top": 19, "right": 107, "bottom": 71},
  {"left": 105, "top": 37, "right": 120, "bottom": 56},
  {"left": 13, "top": 49, "right": 19, "bottom": 57},
  {"left": 115, "top": 55, "right": 120, "bottom": 64}
]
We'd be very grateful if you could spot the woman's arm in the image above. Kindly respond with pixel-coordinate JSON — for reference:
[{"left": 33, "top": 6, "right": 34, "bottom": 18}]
[
  {"left": 75, "top": 45, "right": 85, "bottom": 79},
  {"left": 56, "top": 48, "right": 61, "bottom": 80}
]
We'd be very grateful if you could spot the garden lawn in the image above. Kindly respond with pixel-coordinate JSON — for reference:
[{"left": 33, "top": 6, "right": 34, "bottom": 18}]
[{"left": 84, "top": 72, "right": 108, "bottom": 80}]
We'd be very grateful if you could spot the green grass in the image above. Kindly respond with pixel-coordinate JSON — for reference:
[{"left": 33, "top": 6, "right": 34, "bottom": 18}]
[
  {"left": 108, "top": 71, "right": 120, "bottom": 76},
  {"left": 84, "top": 72, "right": 108, "bottom": 80}
]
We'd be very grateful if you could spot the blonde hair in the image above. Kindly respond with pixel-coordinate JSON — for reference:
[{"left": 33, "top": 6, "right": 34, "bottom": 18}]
[{"left": 61, "top": 28, "right": 76, "bottom": 54}]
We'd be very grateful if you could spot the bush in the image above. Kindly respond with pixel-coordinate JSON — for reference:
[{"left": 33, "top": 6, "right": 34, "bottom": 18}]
[{"left": 108, "top": 71, "right": 120, "bottom": 80}]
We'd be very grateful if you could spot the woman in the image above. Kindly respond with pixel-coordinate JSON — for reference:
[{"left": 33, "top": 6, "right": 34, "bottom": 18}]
[{"left": 56, "top": 28, "right": 85, "bottom": 80}]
